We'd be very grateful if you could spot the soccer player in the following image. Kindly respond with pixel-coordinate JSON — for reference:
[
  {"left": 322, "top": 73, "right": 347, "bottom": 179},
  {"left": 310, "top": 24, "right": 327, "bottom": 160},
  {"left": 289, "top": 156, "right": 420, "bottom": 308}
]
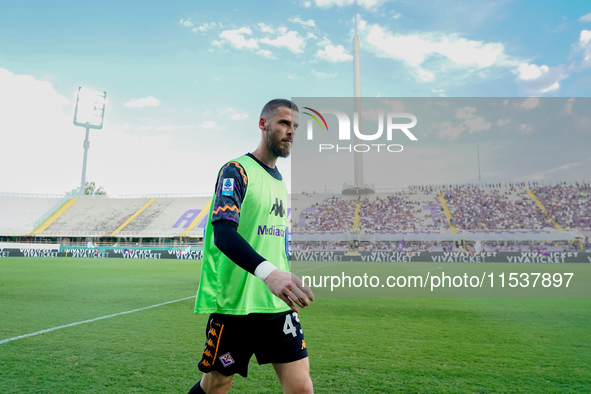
[{"left": 188, "top": 99, "right": 315, "bottom": 394}]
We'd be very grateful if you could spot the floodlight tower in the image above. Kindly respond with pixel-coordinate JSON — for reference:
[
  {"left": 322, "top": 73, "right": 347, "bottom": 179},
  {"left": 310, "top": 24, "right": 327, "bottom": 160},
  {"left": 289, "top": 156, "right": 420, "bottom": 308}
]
[
  {"left": 353, "top": 3, "right": 363, "bottom": 188},
  {"left": 73, "top": 87, "right": 106, "bottom": 196},
  {"left": 342, "top": 0, "right": 374, "bottom": 195}
]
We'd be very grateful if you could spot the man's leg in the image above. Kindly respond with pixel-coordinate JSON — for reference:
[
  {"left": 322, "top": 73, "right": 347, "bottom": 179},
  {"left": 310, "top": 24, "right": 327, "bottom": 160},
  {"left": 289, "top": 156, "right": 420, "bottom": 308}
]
[
  {"left": 273, "top": 357, "right": 313, "bottom": 394},
  {"left": 189, "top": 371, "right": 233, "bottom": 394}
]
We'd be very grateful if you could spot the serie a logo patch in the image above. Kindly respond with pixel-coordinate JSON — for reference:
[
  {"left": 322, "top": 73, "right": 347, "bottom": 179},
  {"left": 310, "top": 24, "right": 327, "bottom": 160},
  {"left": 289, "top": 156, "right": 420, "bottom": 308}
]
[
  {"left": 219, "top": 352, "right": 235, "bottom": 367},
  {"left": 222, "top": 178, "right": 234, "bottom": 196}
]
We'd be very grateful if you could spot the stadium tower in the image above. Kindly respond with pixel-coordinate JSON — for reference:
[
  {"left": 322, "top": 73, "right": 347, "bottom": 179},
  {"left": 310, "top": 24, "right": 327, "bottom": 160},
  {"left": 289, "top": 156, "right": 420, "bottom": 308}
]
[{"left": 342, "top": 1, "right": 375, "bottom": 196}]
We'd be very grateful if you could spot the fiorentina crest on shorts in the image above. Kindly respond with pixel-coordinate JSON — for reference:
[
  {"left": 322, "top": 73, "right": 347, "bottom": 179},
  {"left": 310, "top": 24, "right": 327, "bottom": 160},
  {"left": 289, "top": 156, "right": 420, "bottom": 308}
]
[{"left": 219, "top": 352, "right": 235, "bottom": 367}]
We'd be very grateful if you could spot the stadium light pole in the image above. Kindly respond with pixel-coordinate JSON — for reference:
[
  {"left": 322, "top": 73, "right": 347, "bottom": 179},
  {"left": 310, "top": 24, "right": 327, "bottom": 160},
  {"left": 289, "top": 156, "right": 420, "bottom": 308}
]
[
  {"left": 73, "top": 87, "right": 106, "bottom": 196},
  {"left": 342, "top": 0, "right": 374, "bottom": 195}
]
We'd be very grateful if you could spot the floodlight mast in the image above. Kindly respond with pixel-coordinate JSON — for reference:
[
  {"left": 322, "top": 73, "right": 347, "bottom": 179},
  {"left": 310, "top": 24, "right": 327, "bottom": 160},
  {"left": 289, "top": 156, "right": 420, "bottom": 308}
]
[
  {"left": 342, "top": 0, "right": 374, "bottom": 195},
  {"left": 73, "top": 87, "right": 106, "bottom": 196},
  {"left": 80, "top": 126, "right": 91, "bottom": 196}
]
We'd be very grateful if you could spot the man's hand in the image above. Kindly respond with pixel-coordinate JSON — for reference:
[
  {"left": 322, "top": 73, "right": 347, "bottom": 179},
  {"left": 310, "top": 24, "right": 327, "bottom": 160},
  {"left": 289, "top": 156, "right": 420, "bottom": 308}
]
[{"left": 264, "top": 270, "right": 315, "bottom": 313}]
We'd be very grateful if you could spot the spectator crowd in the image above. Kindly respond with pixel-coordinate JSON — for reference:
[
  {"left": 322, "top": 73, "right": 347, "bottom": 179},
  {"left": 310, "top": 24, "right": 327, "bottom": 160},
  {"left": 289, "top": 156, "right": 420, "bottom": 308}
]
[{"left": 295, "top": 182, "right": 590, "bottom": 233}]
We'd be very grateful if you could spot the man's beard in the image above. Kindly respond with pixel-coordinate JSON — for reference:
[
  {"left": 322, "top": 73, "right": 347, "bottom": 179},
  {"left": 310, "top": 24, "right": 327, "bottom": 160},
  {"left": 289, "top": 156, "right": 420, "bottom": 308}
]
[{"left": 266, "top": 127, "right": 291, "bottom": 158}]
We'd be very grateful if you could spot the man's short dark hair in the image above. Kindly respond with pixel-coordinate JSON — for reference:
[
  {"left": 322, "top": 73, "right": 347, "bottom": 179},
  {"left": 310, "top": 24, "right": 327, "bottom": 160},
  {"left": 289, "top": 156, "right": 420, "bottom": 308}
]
[{"left": 260, "top": 99, "right": 299, "bottom": 120}]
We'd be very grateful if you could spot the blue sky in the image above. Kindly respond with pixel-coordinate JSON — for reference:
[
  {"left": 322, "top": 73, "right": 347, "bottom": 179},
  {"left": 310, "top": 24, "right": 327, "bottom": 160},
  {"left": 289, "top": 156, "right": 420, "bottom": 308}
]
[{"left": 1, "top": 0, "right": 590, "bottom": 195}]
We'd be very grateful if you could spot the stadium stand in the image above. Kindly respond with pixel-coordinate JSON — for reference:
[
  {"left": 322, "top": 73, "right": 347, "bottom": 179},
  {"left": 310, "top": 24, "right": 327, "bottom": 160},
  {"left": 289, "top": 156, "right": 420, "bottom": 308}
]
[
  {"left": 357, "top": 191, "right": 438, "bottom": 233},
  {"left": 0, "top": 194, "right": 62, "bottom": 235},
  {"left": 439, "top": 186, "right": 555, "bottom": 231},
  {"left": 0, "top": 194, "right": 211, "bottom": 245},
  {"left": 118, "top": 196, "right": 212, "bottom": 237},
  {"left": 1, "top": 182, "right": 589, "bottom": 251},
  {"left": 40, "top": 196, "right": 155, "bottom": 237},
  {"left": 290, "top": 182, "right": 590, "bottom": 252},
  {"left": 531, "top": 183, "right": 591, "bottom": 230}
]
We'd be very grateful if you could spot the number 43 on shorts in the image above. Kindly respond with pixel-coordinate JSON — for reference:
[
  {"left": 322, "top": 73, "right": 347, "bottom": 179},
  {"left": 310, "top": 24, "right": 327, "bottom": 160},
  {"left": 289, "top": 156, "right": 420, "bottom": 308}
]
[{"left": 283, "top": 312, "right": 303, "bottom": 337}]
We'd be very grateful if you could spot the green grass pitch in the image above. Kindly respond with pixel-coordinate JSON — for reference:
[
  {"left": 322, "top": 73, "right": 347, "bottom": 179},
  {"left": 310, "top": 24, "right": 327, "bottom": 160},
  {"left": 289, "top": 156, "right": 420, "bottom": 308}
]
[{"left": 1, "top": 257, "right": 590, "bottom": 393}]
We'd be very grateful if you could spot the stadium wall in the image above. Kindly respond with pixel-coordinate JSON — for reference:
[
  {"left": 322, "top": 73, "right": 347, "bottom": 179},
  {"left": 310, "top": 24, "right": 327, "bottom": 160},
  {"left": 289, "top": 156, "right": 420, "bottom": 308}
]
[
  {"left": 290, "top": 250, "right": 590, "bottom": 263},
  {"left": 0, "top": 245, "right": 203, "bottom": 260},
  {"left": 1, "top": 245, "right": 589, "bottom": 263}
]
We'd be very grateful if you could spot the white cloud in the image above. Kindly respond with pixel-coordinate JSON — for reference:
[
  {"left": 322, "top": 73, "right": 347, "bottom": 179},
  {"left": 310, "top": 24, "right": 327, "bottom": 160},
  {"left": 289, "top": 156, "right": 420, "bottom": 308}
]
[
  {"left": 0, "top": 69, "right": 89, "bottom": 193},
  {"left": 312, "top": 69, "right": 337, "bottom": 78},
  {"left": 434, "top": 106, "right": 491, "bottom": 141},
  {"left": 513, "top": 63, "right": 567, "bottom": 94},
  {"left": 201, "top": 120, "right": 219, "bottom": 130},
  {"left": 497, "top": 118, "right": 510, "bottom": 127},
  {"left": 212, "top": 24, "right": 307, "bottom": 57},
  {"left": 519, "top": 97, "right": 540, "bottom": 110},
  {"left": 311, "top": 0, "right": 389, "bottom": 12},
  {"left": 432, "top": 88, "right": 446, "bottom": 97},
  {"left": 454, "top": 106, "right": 491, "bottom": 134},
  {"left": 565, "top": 97, "right": 575, "bottom": 114},
  {"left": 579, "top": 13, "right": 591, "bottom": 23},
  {"left": 519, "top": 123, "right": 534, "bottom": 135},
  {"left": 358, "top": 20, "right": 519, "bottom": 83},
  {"left": 578, "top": 30, "right": 591, "bottom": 67},
  {"left": 289, "top": 16, "right": 316, "bottom": 28},
  {"left": 416, "top": 68, "right": 435, "bottom": 82},
  {"left": 464, "top": 117, "right": 491, "bottom": 133},
  {"left": 306, "top": 32, "right": 318, "bottom": 40},
  {"left": 258, "top": 23, "right": 275, "bottom": 34},
  {"left": 316, "top": 44, "right": 353, "bottom": 62},
  {"left": 455, "top": 106, "right": 477, "bottom": 119},
  {"left": 437, "top": 120, "right": 465, "bottom": 141},
  {"left": 515, "top": 63, "right": 548, "bottom": 81},
  {"left": 197, "top": 22, "right": 220, "bottom": 32},
  {"left": 179, "top": 18, "right": 193, "bottom": 28},
  {"left": 219, "top": 27, "right": 259, "bottom": 50},
  {"left": 260, "top": 30, "right": 305, "bottom": 54},
  {"left": 257, "top": 49, "right": 275, "bottom": 59},
  {"left": 539, "top": 82, "right": 560, "bottom": 94},
  {"left": 221, "top": 108, "right": 249, "bottom": 121},
  {"left": 316, "top": 36, "right": 332, "bottom": 47},
  {"left": 124, "top": 96, "right": 160, "bottom": 108},
  {"left": 135, "top": 125, "right": 193, "bottom": 132},
  {"left": 375, "top": 28, "right": 508, "bottom": 67},
  {"left": 180, "top": 18, "right": 220, "bottom": 33}
]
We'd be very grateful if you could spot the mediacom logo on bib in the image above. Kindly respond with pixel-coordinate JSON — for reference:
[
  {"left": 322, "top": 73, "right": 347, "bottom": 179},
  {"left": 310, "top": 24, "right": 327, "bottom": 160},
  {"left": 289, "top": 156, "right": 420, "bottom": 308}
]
[{"left": 257, "top": 225, "right": 287, "bottom": 238}]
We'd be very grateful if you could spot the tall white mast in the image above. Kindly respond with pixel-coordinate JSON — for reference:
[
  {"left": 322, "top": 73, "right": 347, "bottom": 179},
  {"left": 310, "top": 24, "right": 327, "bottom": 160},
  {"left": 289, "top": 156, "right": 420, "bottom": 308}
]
[
  {"left": 354, "top": 0, "right": 361, "bottom": 98},
  {"left": 353, "top": 0, "right": 364, "bottom": 190},
  {"left": 343, "top": 0, "right": 374, "bottom": 195}
]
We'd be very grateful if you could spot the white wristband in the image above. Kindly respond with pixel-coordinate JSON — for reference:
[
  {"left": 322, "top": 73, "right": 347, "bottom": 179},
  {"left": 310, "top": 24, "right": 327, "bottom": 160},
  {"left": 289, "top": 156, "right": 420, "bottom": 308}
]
[{"left": 254, "top": 260, "right": 277, "bottom": 282}]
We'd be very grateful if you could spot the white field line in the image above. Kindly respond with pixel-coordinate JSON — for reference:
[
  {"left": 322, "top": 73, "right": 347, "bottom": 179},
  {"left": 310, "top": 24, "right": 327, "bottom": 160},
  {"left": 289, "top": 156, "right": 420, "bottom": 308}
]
[
  {"left": 0, "top": 295, "right": 196, "bottom": 345},
  {"left": 2, "top": 263, "right": 443, "bottom": 345}
]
